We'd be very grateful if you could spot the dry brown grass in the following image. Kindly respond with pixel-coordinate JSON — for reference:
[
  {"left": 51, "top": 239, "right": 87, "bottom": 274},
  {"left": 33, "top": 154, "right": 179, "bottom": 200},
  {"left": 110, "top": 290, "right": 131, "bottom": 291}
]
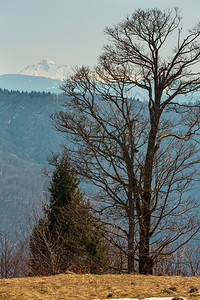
[{"left": 0, "top": 273, "right": 199, "bottom": 299}]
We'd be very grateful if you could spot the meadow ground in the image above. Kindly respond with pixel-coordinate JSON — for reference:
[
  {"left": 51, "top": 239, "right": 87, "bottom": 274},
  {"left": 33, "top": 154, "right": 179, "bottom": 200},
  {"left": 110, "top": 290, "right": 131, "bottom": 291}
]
[{"left": 0, "top": 273, "right": 199, "bottom": 300}]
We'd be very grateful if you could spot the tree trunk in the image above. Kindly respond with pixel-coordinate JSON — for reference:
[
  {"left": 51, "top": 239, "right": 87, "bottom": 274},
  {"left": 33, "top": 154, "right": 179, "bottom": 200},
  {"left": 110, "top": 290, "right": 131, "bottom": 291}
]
[
  {"left": 138, "top": 191, "right": 152, "bottom": 274},
  {"left": 128, "top": 213, "right": 135, "bottom": 273},
  {"left": 127, "top": 166, "right": 136, "bottom": 273},
  {"left": 138, "top": 110, "right": 160, "bottom": 274}
]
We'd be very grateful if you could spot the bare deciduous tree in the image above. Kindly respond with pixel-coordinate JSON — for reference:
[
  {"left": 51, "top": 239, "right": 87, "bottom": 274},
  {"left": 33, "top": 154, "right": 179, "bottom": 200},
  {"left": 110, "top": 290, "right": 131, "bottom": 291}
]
[
  {"left": 154, "top": 243, "right": 200, "bottom": 276},
  {"left": 52, "top": 8, "right": 200, "bottom": 274},
  {"left": 0, "top": 232, "right": 28, "bottom": 278}
]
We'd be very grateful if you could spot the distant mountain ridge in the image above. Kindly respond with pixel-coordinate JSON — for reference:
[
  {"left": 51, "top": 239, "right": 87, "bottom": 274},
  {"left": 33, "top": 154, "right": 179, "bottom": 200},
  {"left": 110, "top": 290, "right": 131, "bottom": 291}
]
[
  {"left": 18, "top": 59, "right": 73, "bottom": 80},
  {"left": 0, "top": 59, "right": 75, "bottom": 93},
  {"left": 0, "top": 74, "right": 62, "bottom": 93},
  {"left": 2, "top": 60, "right": 200, "bottom": 101}
]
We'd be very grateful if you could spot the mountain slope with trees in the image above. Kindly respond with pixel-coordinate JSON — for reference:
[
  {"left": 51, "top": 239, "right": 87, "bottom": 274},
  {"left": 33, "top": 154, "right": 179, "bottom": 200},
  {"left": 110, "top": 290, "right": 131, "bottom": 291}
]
[{"left": 0, "top": 89, "right": 64, "bottom": 230}]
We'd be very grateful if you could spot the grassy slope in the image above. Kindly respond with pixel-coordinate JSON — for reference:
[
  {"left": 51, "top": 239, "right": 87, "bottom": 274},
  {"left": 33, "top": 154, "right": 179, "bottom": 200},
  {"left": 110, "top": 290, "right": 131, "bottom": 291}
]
[{"left": 0, "top": 274, "right": 200, "bottom": 300}]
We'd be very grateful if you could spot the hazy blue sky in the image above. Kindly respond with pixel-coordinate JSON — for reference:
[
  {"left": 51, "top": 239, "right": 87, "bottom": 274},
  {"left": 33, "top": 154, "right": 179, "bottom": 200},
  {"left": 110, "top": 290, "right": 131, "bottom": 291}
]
[{"left": 0, "top": 0, "right": 200, "bottom": 75}]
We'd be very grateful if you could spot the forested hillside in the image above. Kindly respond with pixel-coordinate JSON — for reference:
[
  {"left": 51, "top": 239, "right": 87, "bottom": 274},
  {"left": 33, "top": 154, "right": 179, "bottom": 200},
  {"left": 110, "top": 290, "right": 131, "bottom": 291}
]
[{"left": 0, "top": 89, "right": 64, "bottom": 230}]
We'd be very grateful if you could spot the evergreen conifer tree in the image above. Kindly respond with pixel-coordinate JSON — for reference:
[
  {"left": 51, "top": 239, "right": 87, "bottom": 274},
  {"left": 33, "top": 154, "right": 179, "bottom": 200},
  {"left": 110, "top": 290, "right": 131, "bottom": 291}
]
[{"left": 29, "top": 157, "right": 107, "bottom": 275}]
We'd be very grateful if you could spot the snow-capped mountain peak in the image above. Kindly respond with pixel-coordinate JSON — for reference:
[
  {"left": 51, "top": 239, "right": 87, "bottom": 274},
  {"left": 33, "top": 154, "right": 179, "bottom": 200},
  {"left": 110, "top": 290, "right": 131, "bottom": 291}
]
[{"left": 18, "top": 59, "right": 72, "bottom": 80}]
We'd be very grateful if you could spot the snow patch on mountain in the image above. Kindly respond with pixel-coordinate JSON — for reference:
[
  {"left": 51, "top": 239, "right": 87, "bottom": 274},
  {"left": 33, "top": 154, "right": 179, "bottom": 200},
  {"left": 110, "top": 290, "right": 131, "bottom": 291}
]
[{"left": 18, "top": 59, "right": 73, "bottom": 80}]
